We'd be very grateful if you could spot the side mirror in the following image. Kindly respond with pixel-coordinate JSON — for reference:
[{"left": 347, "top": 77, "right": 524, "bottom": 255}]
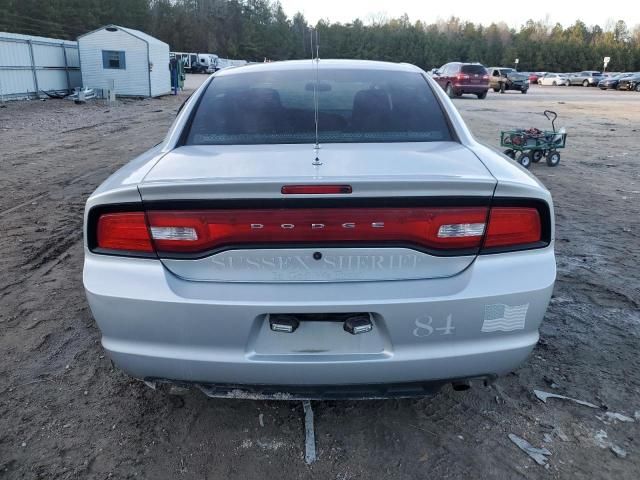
[{"left": 432, "top": 69, "right": 440, "bottom": 75}]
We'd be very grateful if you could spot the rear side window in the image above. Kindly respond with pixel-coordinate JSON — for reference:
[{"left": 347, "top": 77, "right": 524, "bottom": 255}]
[
  {"left": 185, "top": 69, "right": 452, "bottom": 145},
  {"left": 461, "top": 65, "right": 487, "bottom": 75}
]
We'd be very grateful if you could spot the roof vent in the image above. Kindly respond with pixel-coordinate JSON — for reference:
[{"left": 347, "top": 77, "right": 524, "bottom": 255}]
[{"left": 106, "top": 27, "right": 118, "bottom": 32}]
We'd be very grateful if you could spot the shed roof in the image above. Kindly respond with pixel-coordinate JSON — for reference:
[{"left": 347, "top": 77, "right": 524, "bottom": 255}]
[{"left": 78, "top": 25, "right": 168, "bottom": 48}]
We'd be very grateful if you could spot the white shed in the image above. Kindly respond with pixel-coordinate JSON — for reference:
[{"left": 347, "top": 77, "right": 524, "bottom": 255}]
[{"left": 78, "top": 25, "right": 170, "bottom": 97}]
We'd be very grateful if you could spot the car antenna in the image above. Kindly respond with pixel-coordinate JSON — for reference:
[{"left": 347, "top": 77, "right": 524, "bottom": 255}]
[{"left": 310, "top": 27, "right": 321, "bottom": 166}]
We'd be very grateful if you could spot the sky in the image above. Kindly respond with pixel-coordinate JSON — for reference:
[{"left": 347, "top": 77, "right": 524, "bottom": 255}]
[{"left": 278, "top": 0, "right": 639, "bottom": 29}]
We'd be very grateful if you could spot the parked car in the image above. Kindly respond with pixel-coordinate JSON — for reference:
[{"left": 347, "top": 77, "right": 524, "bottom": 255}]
[
  {"left": 567, "top": 71, "right": 603, "bottom": 87},
  {"left": 528, "top": 72, "right": 539, "bottom": 84},
  {"left": 488, "top": 67, "right": 529, "bottom": 94},
  {"left": 598, "top": 73, "right": 635, "bottom": 90},
  {"left": 83, "top": 59, "right": 555, "bottom": 399},
  {"left": 538, "top": 73, "right": 569, "bottom": 86},
  {"left": 432, "top": 62, "right": 489, "bottom": 99},
  {"left": 617, "top": 73, "right": 640, "bottom": 91}
]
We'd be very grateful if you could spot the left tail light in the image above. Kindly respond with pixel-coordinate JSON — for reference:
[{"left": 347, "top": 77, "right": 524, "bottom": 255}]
[{"left": 96, "top": 212, "right": 154, "bottom": 253}]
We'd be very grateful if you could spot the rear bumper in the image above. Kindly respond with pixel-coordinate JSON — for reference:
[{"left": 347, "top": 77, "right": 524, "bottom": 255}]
[
  {"left": 84, "top": 247, "right": 555, "bottom": 387},
  {"left": 453, "top": 84, "right": 488, "bottom": 94}
]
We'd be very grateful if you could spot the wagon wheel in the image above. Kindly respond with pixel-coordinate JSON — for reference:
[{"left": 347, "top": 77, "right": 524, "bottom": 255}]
[
  {"left": 546, "top": 151, "right": 561, "bottom": 167},
  {"left": 517, "top": 152, "right": 532, "bottom": 169},
  {"left": 531, "top": 149, "right": 544, "bottom": 162},
  {"left": 503, "top": 149, "right": 516, "bottom": 159}
]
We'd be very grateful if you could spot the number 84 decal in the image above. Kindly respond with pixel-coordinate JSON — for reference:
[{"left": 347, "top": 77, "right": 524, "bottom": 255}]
[{"left": 413, "top": 314, "right": 455, "bottom": 337}]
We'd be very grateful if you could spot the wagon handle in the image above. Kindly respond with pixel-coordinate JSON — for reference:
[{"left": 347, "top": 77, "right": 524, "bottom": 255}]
[{"left": 543, "top": 110, "right": 557, "bottom": 132}]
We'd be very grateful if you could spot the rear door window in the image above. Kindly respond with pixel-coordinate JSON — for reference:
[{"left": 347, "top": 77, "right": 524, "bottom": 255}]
[
  {"left": 461, "top": 65, "right": 487, "bottom": 75},
  {"left": 185, "top": 69, "right": 453, "bottom": 145}
]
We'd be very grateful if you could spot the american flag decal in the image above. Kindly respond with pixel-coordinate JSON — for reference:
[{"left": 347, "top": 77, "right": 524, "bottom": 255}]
[{"left": 481, "top": 304, "right": 529, "bottom": 332}]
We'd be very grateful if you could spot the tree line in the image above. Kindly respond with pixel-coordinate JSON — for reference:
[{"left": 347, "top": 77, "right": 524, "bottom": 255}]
[{"left": 1, "top": 0, "right": 639, "bottom": 72}]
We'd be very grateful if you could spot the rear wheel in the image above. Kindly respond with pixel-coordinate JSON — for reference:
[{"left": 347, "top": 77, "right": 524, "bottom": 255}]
[
  {"left": 446, "top": 83, "right": 455, "bottom": 98},
  {"left": 583, "top": 80, "right": 589, "bottom": 87},
  {"left": 517, "top": 152, "right": 532, "bottom": 169},
  {"left": 552, "top": 81, "right": 557, "bottom": 86},
  {"left": 546, "top": 151, "right": 561, "bottom": 167},
  {"left": 493, "top": 87, "right": 500, "bottom": 92},
  {"left": 636, "top": 84, "right": 640, "bottom": 92},
  {"left": 500, "top": 82, "right": 506, "bottom": 93},
  {"left": 477, "top": 90, "right": 487, "bottom": 99},
  {"left": 532, "top": 150, "right": 543, "bottom": 162},
  {"left": 503, "top": 149, "right": 516, "bottom": 159},
  {"left": 521, "top": 88, "right": 528, "bottom": 94}
]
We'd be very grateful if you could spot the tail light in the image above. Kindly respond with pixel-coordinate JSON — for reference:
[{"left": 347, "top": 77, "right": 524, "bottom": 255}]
[
  {"left": 482, "top": 75, "right": 489, "bottom": 81},
  {"left": 145, "top": 207, "right": 489, "bottom": 254},
  {"left": 96, "top": 212, "right": 154, "bottom": 253},
  {"left": 456, "top": 73, "right": 469, "bottom": 82},
  {"left": 89, "top": 204, "right": 547, "bottom": 257},
  {"left": 484, "top": 207, "right": 541, "bottom": 248}
]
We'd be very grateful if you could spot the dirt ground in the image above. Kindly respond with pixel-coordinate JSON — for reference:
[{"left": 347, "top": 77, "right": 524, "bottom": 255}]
[{"left": 1, "top": 76, "right": 639, "bottom": 479}]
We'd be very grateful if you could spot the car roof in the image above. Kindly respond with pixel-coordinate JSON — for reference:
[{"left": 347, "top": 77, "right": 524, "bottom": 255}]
[{"left": 215, "top": 59, "right": 423, "bottom": 77}]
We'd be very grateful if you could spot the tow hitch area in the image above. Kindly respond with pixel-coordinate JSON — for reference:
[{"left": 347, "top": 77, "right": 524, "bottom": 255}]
[{"left": 268, "top": 313, "right": 373, "bottom": 335}]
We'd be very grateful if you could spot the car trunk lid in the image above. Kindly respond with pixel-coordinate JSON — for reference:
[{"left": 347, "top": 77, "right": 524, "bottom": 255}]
[{"left": 139, "top": 142, "right": 497, "bottom": 282}]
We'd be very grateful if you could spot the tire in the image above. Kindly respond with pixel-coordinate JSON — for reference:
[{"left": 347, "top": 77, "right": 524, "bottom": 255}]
[
  {"left": 521, "top": 88, "right": 528, "bottom": 94},
  {"left": 546, "top": 151, "right": 561, "bottom": 167},
  {"left": 503, "top": 149, "right": 516, "bottom": 159},
  {"left": 477, "top": 90, "right": 487, "bottom": 99},
  {"left": 583, "top": 80, "right": 589, "bottom": 87},
  {"left": 636, "top": 84, "right": 640, "bottom": 92},
  {"left": 446, "top": 83, "right": 455, "bottom": 98},
  {"left": 552, "top": 81, "right": 557, "bottom": 86},
  {"left": 500, "top": 82, "right": 506, "bottom": 93},
  {"left": 517, "top": 152, "right": 532, "bottom": 169},
  {"left": 493, "top": 87, "right": 500, "bottom": 92},
  {"left": 532, "top": 150, "right": 543, "bottom": 162}
]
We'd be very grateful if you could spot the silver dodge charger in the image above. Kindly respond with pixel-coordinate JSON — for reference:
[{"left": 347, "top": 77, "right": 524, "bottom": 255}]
[{"left": 83, "top": 60, "right": 555, "bottom": 399}]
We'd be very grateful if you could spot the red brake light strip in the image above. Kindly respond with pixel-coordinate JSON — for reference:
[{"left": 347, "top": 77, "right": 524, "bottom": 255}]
[{"left": 94, "top": 206, "right": 543, "bottom": 256}]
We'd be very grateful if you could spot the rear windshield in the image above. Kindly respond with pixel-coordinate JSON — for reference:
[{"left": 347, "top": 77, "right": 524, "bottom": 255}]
[
  {"left": 461, "top": 65, "right": 487, "bottom": 75},
  {"left": 185, "top": 69, "right": 452, "bottom": 145}
]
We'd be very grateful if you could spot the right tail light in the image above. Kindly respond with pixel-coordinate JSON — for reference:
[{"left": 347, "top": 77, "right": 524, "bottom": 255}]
[{"left": 483, "top": 207, "right": 542, "bottom": 249}]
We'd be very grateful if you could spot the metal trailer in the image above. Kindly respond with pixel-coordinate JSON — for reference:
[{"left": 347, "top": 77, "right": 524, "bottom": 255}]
[{"left": 0, "top": 32, "right": 81, "bottom": 100}]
